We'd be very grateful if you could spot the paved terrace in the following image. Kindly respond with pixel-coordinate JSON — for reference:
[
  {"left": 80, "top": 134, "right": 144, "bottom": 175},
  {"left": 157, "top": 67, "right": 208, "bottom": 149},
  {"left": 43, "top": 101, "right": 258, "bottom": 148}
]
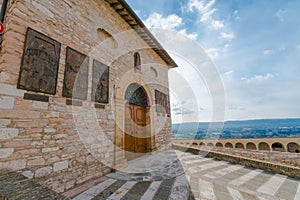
[{"left": 63, "top": 149, "right": 300, "bottom": 200}]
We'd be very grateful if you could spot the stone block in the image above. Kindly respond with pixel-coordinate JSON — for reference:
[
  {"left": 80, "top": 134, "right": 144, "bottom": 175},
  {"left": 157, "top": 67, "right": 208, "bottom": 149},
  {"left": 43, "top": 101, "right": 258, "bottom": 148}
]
[
  {"left": 42, "top": 147, "right": 59, "bottom": 153},
  {"left": 44, "top": 127, "right": 56, "bottom": 133},
  {"left": 22, "top": 170, "right": 34, "bottom": 179},
  {"left": 0, "top": 128, "right": 19, "bottom": 139},
  {"left": 0, "top": 96, "right": 15, "bottom": 109},
  {"left": 53, "top": 160, "right": 68, "bottom": 172},
  {"left": 0, "top": 83, "right": 24, "bottom": 97},
  {"left": 0, "top": 119, "right": 11, "bottom": 127},
  {"left": 35, "top": 167, "right": 53, "bottom": 178},
  {"left": 4, "top": 140, "right": 31, "bottom": 148},
  {"left": 28, "top": 157, "right": 46, "bottom": 166},
  {"left": 0, "top": 159, "right": 26, "bottom": 170},
  {"left": 32, "top": 101, "right": 49, "bottom": 110},
  {"left": 41, "top": 111, "right": 60, "bottom": 118},
  {"left": 0, "top": 109, "right": 40, "bottom": 119},
  {"left": 0, "top": 148, "right": 14, "bottom": 158}
]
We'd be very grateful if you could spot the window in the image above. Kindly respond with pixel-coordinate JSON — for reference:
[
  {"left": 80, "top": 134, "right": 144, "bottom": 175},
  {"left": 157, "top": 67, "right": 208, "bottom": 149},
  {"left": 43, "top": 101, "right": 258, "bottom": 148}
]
[{"left": 134, "top": 52, "right": 141, "bottom": 70}]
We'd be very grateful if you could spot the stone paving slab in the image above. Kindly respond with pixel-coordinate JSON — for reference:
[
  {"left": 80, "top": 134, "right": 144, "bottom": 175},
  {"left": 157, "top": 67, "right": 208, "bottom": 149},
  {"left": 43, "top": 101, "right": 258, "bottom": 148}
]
[
  {"left": 0, "top": 170, "right": 68, "bottom": 200},
  {"left": 69, "top": 150, "right": 300, "bottom": 200}
]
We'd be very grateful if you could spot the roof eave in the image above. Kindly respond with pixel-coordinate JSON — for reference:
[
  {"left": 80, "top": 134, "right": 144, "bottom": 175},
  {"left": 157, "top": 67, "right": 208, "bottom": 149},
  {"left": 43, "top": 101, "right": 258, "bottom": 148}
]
[{"left": 105, "top": 0, "right": 178, "bottom": 68}]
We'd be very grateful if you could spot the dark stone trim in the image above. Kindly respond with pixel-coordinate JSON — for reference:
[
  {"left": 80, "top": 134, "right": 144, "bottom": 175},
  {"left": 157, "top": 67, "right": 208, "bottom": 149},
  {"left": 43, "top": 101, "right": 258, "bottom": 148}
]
[{"left": 23, "top": 93, "right": 49, "bottom": 102}]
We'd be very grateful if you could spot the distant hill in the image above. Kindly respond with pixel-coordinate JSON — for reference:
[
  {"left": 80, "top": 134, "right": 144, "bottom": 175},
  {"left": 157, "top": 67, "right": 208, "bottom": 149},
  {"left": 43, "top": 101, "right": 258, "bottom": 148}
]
[{"left": 172, "top": 118, "right": 300, "bottom": 139}]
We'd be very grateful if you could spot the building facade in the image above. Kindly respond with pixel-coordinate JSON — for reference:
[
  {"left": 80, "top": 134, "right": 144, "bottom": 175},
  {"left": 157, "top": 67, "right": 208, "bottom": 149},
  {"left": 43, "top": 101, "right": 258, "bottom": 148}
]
[{"left": 0, "top": 0, "right": 176, "bottom": 192}]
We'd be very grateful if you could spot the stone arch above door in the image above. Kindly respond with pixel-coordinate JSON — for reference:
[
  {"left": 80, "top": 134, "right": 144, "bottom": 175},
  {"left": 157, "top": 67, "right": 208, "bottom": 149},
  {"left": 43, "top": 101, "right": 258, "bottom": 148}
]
[{"left": 125, "top": 83, "right": 149, "bottom": 107}]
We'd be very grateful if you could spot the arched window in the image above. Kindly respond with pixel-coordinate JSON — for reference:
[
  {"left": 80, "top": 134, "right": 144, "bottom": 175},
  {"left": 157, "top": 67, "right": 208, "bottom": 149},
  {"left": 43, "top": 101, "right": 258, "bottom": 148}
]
[{"left": 134, "top": 52, "right": 141, "bottom": 70}]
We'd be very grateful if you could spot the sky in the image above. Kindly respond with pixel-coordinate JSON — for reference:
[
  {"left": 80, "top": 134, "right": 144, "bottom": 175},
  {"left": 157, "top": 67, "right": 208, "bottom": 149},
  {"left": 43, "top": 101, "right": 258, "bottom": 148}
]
[{"left": 126, "top": 0, "right": 300, "bottom": 123}]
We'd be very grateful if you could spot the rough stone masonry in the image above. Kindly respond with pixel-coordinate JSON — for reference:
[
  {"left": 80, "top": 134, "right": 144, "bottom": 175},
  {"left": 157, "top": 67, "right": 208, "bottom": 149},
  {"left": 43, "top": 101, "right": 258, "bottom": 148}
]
[{"left": 0, "top": 0, "right": 176, "bottom": 192}]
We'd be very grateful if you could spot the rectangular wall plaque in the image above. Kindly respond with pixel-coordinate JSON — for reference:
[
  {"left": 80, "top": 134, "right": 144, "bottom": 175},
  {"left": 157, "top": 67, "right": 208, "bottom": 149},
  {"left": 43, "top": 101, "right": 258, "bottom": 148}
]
[
  {"left": 62, "top": 47, "right": 89, "bottom": 100},
  {"left": 94, "top": 103, "right": 105, "bottom": 109},
  {"left": 91, "top": 60, "right": 109, "bottom": 103},
  {"left": 155, "top": 90, "right": 171, "bottom": 114},
  {"left": 17, "top": 28, "right": 61, "bottom": 95},
  {"left": 24, "top": 93, "right": 49, "bottom": 102}
]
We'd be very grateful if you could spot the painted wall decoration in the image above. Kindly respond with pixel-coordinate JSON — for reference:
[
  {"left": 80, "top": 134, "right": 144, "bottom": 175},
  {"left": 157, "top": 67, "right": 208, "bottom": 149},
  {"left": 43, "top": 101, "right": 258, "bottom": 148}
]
[
  {"left": 62, "top": 47, "right": 89, "bottom": 100},
  {"left": 92, "top": 60, "right": 109, "bottom": 103},
  {"left": 155, "top": 90, "right": 170, "bottom": 114},
  {"left": 17, "top": 28, "right": 61, "bottom": 94}
]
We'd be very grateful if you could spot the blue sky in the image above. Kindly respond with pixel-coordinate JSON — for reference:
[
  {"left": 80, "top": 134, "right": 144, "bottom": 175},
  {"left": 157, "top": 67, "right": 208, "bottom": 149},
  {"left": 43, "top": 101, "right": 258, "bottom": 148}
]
[{"left": 126, "top": 0, "right": 300, "bottom": 122}]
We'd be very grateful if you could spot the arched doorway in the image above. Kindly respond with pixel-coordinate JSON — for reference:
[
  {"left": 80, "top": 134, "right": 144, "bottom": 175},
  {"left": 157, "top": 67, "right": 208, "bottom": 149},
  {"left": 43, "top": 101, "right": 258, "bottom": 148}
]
[
  {"left": 124, "top": 83, "right": 151, "bottom": 158},
  {"left": 207, "top": 143, "right": 214, "bottom": 147}
]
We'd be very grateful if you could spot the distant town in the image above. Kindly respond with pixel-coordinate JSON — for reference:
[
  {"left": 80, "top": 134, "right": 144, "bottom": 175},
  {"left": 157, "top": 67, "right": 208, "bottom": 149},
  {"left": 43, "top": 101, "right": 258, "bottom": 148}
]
[{"left": 172, "top": 118, "right": 300, "bottom": 139}]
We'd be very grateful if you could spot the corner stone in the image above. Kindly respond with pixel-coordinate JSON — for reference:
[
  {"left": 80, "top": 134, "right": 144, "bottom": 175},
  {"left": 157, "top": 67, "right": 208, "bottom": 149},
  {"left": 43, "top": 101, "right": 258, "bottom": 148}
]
[
  {"left": 0, "top": 96, "right": 15, "bottom": 109},
  {"left": 0, "top": 128, "right": 19, "bottom": 139},
  {"left": 0, "top": 148, "right": 14, "bottom": 158},
  {"left": 35, "top": 167, "right": 53, "bottom": 178},
  {"left": 53, "top": 160, "right": 68, "bottom": 172}
]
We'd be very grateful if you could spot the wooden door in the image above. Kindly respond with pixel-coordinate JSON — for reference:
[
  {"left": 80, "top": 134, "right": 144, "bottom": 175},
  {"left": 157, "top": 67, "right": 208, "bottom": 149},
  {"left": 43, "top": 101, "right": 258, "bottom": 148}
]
[{"left": 124, "top": 104, "right": 147, "bottom": 154}]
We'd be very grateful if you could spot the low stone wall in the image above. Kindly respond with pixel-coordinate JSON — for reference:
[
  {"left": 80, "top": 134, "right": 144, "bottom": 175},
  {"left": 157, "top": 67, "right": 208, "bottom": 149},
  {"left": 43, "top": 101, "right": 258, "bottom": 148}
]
[
  {"left": 213, "top": 148, "right": 300, "bottom": 168},
  {"left": 173, "top": 144, "right": 300, "bottom": 179}
]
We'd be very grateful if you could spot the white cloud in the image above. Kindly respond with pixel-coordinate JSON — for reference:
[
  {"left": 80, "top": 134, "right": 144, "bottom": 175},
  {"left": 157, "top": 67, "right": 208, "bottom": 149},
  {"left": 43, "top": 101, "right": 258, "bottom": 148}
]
[
  {"left": 220, "top": 32, "right": 235, "bottom": 40},
  {"left": 241, "top": 73, "right": 275, "bottom": 82},
  {"left": 144, "top": 13, "right": 182, "bottom": 30},
  {"left": 144, "top": 13, "right": 198, "bottom": 41},
  {"left": 211, "top": 20, "right": 224, "bottom": 29},
  {"left": 263, "top": 49, "right": 274, "bottom": 55},
  {"left": 178, "top": 29, "right": 198, "bottom": 40},
  {"left": 223, "top": 70, "right": 234, "bottom": 80},
  {"left": 187, "top": 0, "right": 224, "bottom": 30},
  {"left": 205, "top": 48, "right": 219, "bottom": 59},
  {"left": 275, "top": 9, "right": 287, "bottom": 22}
]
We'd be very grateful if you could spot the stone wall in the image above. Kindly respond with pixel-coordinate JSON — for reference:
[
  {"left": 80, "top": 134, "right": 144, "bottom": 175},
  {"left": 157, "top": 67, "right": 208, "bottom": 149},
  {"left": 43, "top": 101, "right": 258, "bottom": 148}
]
[
  {"left": 0, "top": 0, "right": 172, "bottom": 192},
  {"left": 212, "top": 148, "right": 300, "bottom": 168}
]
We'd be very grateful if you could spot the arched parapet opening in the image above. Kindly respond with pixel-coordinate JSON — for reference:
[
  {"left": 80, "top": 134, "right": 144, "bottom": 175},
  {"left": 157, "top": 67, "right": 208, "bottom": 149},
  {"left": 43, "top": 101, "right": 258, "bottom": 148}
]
[
  {"left": 258, "top": 142, "right": 270, "bottom": 151},
  {"left": 199, "top": 142, "right": 205, "bottom": 147},
  {"left": 235, "top": 143, "right": 245, "bottom": 149},
  {"left": 272, "top": 142, "right": 285, "bottom": 152},
  {"left": 216, "top": 142, "right": 223, "bottom": 148},
  {"left": 287, "top": 142, "right": 300, "bottom": 153},
  {"left": 207, "top": 143, "right": 214, "bottom": 147},
  {"left": 225, "top": 142, "right": 233, "bottom": 148},
  {"left": 192, "top": 142, "right": 198, "bottom": 146},
  {"left": 246, "top": 142, "right": 257, "bottom": 150}
]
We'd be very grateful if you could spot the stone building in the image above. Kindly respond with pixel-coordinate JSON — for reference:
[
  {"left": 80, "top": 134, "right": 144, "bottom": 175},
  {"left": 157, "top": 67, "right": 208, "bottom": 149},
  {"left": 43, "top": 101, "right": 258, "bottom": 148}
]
[{"left": 0, "top": 0, "right": 177, "bottom": 192}]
